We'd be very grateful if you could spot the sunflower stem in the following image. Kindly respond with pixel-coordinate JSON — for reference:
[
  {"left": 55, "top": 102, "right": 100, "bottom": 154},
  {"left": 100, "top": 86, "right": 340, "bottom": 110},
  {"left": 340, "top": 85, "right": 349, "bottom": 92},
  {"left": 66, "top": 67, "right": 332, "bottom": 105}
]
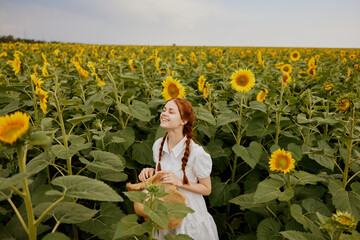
[
  {"left": 107, "top": 70, "right": 125, "bottom": 129},
  {"left": 17, "top": 144, "right": 37, "bottom": 239},
  {"left": 275, "top": 84, "right": 284, "bottom": 145},
  {"left": 231, "top": 93, "right": 243, "bottom": 183},
  {"left": 342, "top": 106, "right": 355, "bottom": 189},
  {"left": 54, "top": 92, "right": 72, "bottom": 175}
]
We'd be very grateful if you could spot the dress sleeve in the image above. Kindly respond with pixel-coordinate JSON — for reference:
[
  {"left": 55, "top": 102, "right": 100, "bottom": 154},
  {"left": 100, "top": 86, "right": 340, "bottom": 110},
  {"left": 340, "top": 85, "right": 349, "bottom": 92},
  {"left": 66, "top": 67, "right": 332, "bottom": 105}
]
[
  {"left": 193, "top": 147, "right": 212, "bottom": 179},
  {"left": 152, "top": 138, "right": 160, "bottom": 165}
]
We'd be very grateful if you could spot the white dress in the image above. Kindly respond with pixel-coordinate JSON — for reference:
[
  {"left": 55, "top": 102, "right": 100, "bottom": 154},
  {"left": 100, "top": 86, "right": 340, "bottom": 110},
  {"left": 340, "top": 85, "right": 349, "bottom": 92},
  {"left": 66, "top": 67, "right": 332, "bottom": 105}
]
[{"left": 152, "top": 136, "right": 219, "bottom": 240}]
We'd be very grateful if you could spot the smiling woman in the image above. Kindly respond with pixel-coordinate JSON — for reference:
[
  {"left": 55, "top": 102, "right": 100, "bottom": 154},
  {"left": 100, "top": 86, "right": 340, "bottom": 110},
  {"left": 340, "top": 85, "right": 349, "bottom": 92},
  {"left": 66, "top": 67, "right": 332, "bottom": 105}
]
[{"left": 138, "top": 98, "right": 219, "bottom": 240}]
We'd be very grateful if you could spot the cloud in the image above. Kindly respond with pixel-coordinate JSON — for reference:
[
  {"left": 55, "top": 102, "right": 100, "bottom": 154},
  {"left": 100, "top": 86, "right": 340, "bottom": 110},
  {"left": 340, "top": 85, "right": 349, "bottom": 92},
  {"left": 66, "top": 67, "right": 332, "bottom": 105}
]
[{"left": 1, "top": 0, "right": 359, "bottom": 47}]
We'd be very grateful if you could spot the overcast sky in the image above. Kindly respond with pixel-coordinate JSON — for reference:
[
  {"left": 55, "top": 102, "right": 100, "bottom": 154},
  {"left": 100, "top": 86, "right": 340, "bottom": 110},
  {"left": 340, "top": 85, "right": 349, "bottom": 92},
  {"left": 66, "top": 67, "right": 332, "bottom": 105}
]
[{"left": 1, "top": 0, "right": 359, "bottom": 48}]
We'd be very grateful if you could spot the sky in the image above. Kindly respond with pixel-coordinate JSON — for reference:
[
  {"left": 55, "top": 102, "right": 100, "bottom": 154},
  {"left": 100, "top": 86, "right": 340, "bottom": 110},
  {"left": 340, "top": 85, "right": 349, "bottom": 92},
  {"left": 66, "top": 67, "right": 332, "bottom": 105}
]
[{"left": 0, "top": 0, "right": 359, "bottom": 48}]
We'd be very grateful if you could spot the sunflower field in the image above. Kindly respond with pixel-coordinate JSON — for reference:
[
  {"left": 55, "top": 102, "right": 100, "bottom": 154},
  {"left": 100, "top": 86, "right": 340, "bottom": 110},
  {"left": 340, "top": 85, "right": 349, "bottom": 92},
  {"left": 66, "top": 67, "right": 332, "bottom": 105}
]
[{"left": 0, "top": 42, "right": 360, "bottom": 240}]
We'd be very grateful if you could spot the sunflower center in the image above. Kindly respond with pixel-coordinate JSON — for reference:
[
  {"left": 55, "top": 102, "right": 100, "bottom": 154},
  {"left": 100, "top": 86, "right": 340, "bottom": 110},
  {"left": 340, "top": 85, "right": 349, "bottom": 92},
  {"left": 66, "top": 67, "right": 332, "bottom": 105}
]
[
  {"left": 293, "top": 53, "right": 298, "bottom": 58},
  {"left": 283, "top": 67, "right": 289, "bottom": 72},
  {"left": 338, "top": 216, "right": 352, "bottom": 226},
  {"left": 236, "top": 75, "right": 249, "bottom": 86},
  {"left": 275, "top": 156, "right": 289, "bottom": 170},
  {"left": 1, "top": 124, "right": 24, "bottom": 139},
  {"left": 168, "top": 83, "right": 179, "bottom": 97}
]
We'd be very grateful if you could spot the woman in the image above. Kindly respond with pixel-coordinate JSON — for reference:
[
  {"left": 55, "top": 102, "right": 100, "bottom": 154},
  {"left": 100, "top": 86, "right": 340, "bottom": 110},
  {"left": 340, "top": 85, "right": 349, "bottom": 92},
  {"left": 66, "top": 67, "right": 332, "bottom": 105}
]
[{"left": 139, "top": 98, "right": 219, "bottom": 240}]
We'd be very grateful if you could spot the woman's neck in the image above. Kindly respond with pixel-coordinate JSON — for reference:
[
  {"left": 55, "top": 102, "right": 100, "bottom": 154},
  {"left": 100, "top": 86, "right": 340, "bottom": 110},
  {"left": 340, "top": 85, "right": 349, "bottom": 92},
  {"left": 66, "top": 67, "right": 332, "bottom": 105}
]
[{"left": 166, "top": 130, "right": 185, "bottom": 151}]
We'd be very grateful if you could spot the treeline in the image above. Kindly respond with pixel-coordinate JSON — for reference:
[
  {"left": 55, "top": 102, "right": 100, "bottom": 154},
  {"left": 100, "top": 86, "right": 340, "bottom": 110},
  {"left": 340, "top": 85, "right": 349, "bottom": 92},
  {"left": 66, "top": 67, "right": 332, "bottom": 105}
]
[{"left": 0, "top": 35, "right": 48, "bottom": 43}]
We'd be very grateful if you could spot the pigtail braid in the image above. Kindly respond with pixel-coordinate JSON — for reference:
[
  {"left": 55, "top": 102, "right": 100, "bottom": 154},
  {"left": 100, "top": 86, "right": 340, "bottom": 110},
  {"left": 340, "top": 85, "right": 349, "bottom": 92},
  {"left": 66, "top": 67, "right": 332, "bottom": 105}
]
[
  {"left": 181, "top": 123, "right": 193, "bottom": 185},
  {"left": 157, "top": 132, "right": 168, "bottom": 172}
]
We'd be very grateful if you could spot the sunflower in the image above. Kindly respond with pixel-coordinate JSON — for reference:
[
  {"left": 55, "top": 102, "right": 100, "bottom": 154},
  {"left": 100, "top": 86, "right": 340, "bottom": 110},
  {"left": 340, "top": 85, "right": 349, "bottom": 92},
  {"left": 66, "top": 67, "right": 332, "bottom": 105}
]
[
  {"left": 256, "top": 89, "right": 268, "bottom": 102},
  {"left": 332, "top": 210, "right": 358, "bottom": 231},
  {"left": 269, "top": 149, "right": 295, "bottom": 174},
  {"left": 349, "top": 54, "right": 356, "bottom": 60},
  {"left": 203, "top": 83, "right": 210, "bottom": 98},
  {"left": 31, "top": 74, "right": 43, "bottom": 90},
  {"left": 42, "top": 62, "right": 49, "bottom": 77},
  {"left": 0, "top": 111, "right": 30, "bottom": 145},
  {"left": 161, "top": 76, "right": 185, "bottom": 101},
  {"left": 37, "top": 88, "right": 49, "bottom": 114},
  {"left": 338, "top": 98, "right": 350, "bottom": 111},
  {"left": 281, "top": 73, "right": 292, "bottom": 86},
  {"left": 307, "top": 67, "right": 316, "bottom": 76},
  {"left": 207, "top": 62, "right": 213, "bottom": 69},
  {"left": 308, "top": 57, "right": 316, "bottom": 69},
  {"left": 355, "top": 64, "right": 359, "bottom": 70},
  {"left": 290, "top": 51, "right": 300, "bottom": 61},
  {"left": 128, "top": 59, "right": 137, "bottom": 71},
  {"left": 280, "top": 64, "right": 292, "bottom": 74},
  {"left": 324, "top": 83, "right": 334, "bottom": 91},
  {"left": 230, "top": 69, "right": 255, "bottom": 93},
  {"left": 198, "top": 75, "right": 206, "bottom": 92},
  {"left": 6, "top": 52, "right": 22, "bottom": 75}
]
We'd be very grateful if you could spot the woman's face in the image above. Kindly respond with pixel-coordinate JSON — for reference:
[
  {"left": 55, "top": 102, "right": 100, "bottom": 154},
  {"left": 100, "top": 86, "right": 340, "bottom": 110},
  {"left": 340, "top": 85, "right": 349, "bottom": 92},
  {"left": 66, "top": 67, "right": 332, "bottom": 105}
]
[{"left": 160, "top": 100, "right": 185, "bottom": 130}]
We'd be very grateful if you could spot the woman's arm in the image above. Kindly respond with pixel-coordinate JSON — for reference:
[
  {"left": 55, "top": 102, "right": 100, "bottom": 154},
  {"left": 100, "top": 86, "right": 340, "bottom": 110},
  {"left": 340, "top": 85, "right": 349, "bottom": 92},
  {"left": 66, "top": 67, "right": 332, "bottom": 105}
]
[{"left": 159, "top": 170, "right": 212, "bottom": 196}]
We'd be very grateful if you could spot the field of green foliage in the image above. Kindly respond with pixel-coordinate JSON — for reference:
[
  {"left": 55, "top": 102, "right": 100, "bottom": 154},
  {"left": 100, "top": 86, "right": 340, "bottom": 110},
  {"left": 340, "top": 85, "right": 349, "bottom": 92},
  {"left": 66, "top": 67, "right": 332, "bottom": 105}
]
[{"left": 0, "top": 42, "right": 359, "bottom": 240}]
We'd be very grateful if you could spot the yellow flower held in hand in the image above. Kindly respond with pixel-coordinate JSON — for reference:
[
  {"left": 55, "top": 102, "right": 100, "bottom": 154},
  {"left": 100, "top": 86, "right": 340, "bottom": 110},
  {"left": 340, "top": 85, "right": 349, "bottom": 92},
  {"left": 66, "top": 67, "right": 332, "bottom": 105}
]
[
  {"left": 161, "top": 76, "right": 185, "bottom": 101},
  {"left": 230, "top": 69, "right": 255, "bottom": 93},
  {"left": 0, "top": 111, "right": 30, "bottom": 145},
  {"left": 269, "top": 149, "right": 295, "bottom": 174}
]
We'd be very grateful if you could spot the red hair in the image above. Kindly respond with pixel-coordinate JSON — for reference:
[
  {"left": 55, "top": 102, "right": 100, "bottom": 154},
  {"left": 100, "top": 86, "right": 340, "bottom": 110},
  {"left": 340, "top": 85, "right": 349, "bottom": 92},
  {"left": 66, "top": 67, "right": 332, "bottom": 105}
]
[{"left": 157, "top": 98, "right": 195, "bottom": 185}]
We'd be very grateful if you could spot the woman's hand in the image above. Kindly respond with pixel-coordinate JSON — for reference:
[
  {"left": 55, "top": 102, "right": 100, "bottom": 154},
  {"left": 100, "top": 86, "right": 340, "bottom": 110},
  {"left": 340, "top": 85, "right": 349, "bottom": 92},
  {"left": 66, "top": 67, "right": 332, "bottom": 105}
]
[
  {"left": 159, "top": 170, "right": 182, "bottom": 187},
  {"left": 138, "top": 167, "right": 155, "bottom": 182}
]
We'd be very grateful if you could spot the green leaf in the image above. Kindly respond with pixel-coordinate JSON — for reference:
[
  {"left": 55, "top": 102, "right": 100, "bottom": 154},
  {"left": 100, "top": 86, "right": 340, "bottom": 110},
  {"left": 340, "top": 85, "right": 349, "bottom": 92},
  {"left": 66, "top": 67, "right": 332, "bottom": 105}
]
[
  {"left": 280, "top": 230, "right": 323, "bottom": 240},
  {"left": 52, "top": 175, "right": 123, "bottom": 202},
  {"left": 107, "top": 127, "right": 135, "bottom": 156},
  {"left": 278, "top": 188, "right": 294, "bottom": 201},
  {"left": 51, "top": 141, "right": 92, "bottom": 160},
  {"left": 132, "top": 140, "right": 154, "bottom": 165},
  {"left": 88, "top": 150, "right": 125, "bottom": 172},
  {"left": 328, "top": 180, "right": 360, "bottom": 221},
  {"left": 253, "top": 178, "right": 284, "bottom": 203},
  {"left": 293, "top": 171, "right": 325, "bottom": 185},
  {"left": 77, "top": 202, "right": 125, "bottom": 240},
  {"left": 26, "top": 151, "right": 55, "bottom": 176},
  {"left": 204, "top": 139, "right": 231, "bottom": 158},
  {"left": 53, "top": 202, "right": 98, "bottom": 224},
  {"left": 229, "top": 193, "right": 265, "bottom": 210},
  {"left": 194, "top": 107, "right": 216, "bottom": 125},
  {"left": 290, "top": 204, "right": 325, "bottom": 237},
  {"left": 123, "top": 100, "right": 153, "bottom": 122},
  {"left": 197, "top": 124, "right": 217, "bottom": 138},
  {"left": 256, "top": 218, "right": 281, "bottom": 240},
  {"left": 29, "top": 131, "right": 52, "bottom": 147},
  {"left": 123, "top": 191, "right": 148, "bottom": 202},
  {"left": 35, "top": 202, "right": 98, "bottom": 224},
  {"left": 113, "top": 214, "right": 152, "bottom": 239},
  {"left": 42, "top": 232, "right": 70, "bottom": 240},
  {"left": 162, "top": 202, "right": 194, "bottom": 219},
  {"left": 144, "top": 202, "right": 169, "bottom": 229},
  {"left": 232, "top": 141, "right": 262, "bottom": 168},
  {"left": 0, "top": 173, "right": 28, "bottom": 190},
  {"left": 66, "top": 114, "right": 96, "bottom": 125},
  {"left": 0, "top": 97, "right": 19, "bottom": 116},
  {"left": 216, "top": 112, "right": 240, "bottom": 126},
  {"left": 302, "top": 198, "right": 331, "bottom": 217},
  {"left": 249, "top": 101, "right": 267, "bottom": 113},
  {"left": 209, "top": 177, "right": 240, "bottom": 207}
]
